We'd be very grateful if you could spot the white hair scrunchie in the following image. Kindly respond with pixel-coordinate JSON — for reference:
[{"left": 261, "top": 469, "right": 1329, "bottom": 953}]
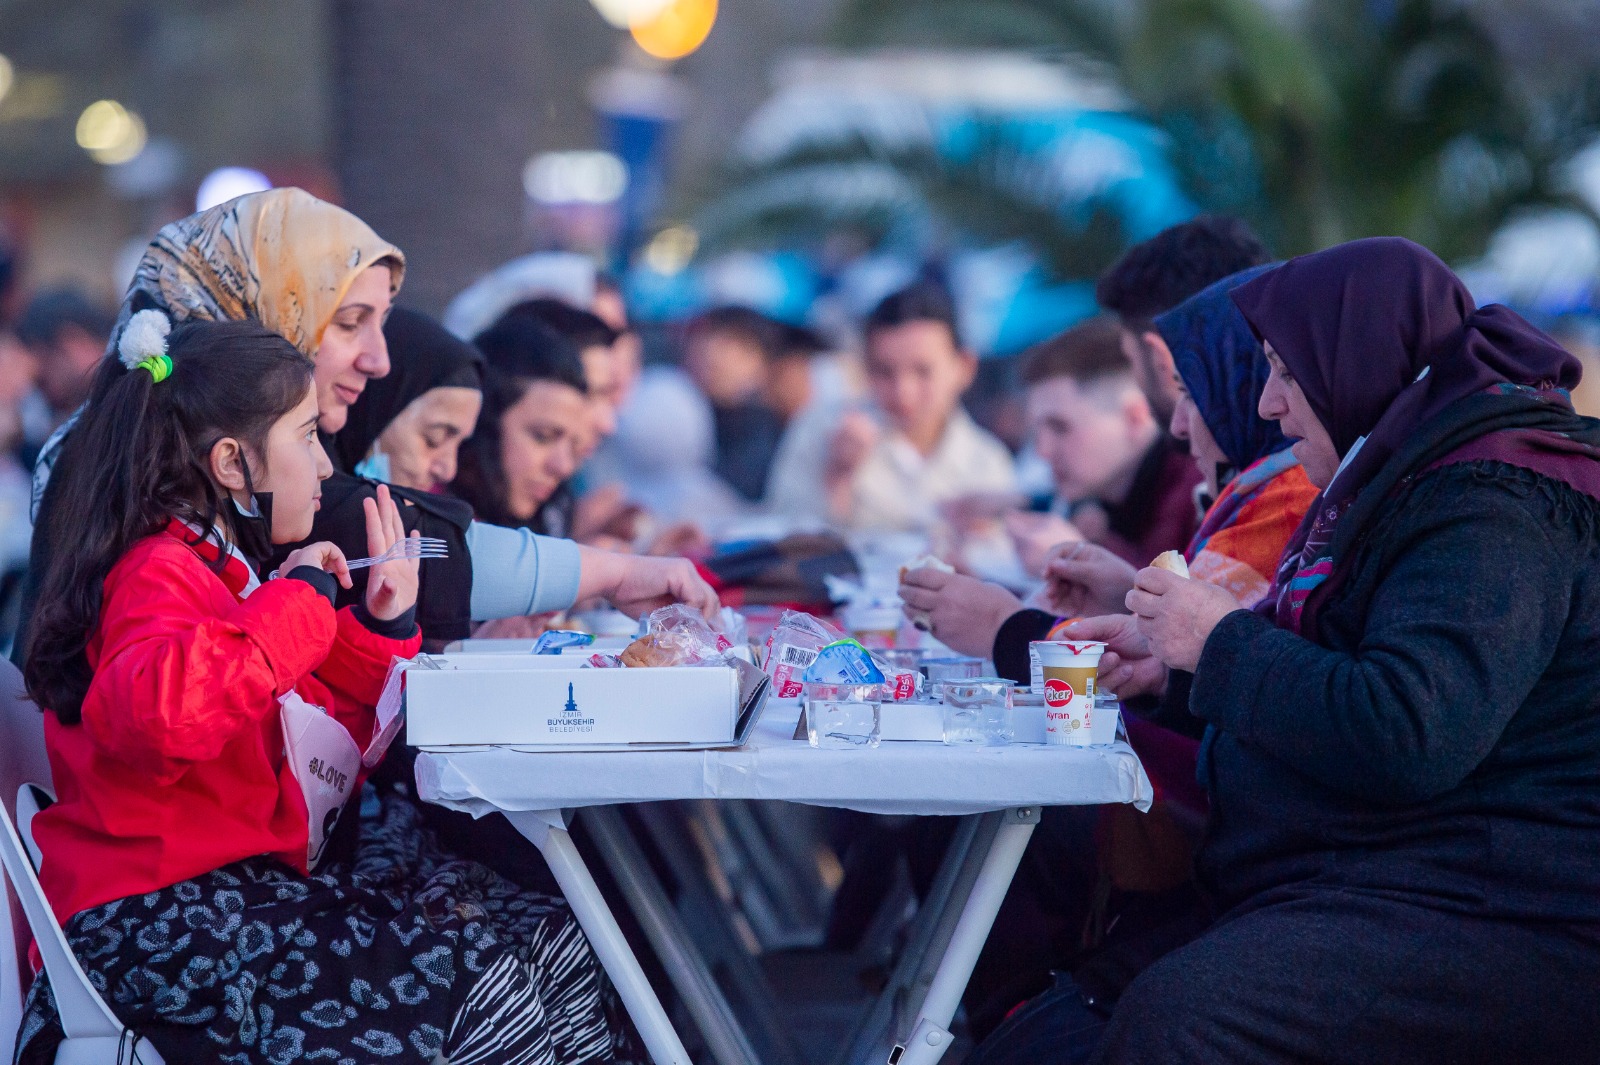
[{"left": 117, "top": 309, "right": 172, "bottom": 369}]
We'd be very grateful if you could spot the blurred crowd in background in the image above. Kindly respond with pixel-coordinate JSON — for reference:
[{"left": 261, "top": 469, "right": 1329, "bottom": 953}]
[{"left": 0, "top": 0, "right": 1598, "bottom": 646}]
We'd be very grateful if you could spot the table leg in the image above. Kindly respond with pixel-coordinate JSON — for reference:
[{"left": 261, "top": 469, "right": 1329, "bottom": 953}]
[
  {"left": 503, "top": 810, "right": 692, "bottom": 1065},
  {"left": 583, "top": 806, "right": 778, "bottom": 1065},
  {"left": 625, "top": 805, "right": 807, "bottom": 1065},
  {"left": 831, "top": 814, "right": 995, "bottom": 1065},
  {"left": 889, "top": 807, "right": 1040, "bottom": 1065}
]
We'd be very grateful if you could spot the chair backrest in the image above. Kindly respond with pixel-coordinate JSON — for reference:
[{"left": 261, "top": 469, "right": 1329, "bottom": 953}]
[
  {"left": 0, "top": 656, "right": 127, "bottom": 1046},
  {"left": 0, "top": 855, "right": 17, "bottom": 1065},
  {"left": 0, "top": 653, "right": 45, "bottom": 1061},
  {"left": 0, "top": 655, "right": 50, "bottom": 834}
]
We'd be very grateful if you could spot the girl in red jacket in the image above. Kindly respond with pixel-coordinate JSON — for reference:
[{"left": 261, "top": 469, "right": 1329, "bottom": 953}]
[{"left": 17, "top": 317, "right": 625, "bottom": 1065}]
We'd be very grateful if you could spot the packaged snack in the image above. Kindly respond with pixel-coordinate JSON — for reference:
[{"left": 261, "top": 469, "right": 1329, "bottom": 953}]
[
  {"left": 621, "top": 633, "right": 695, "bottom": 668},
  {"left": 763, "top": 610, "right": 845, "bottom": 698},
  {"left": 869, "top": 651, "right": 921, "bottom": 701},
  {"left": 584, "top": 653, "right": 625, "bottom": 669},
  {"left": 531, "top": 630, "right": 596, "bottom": 655},
  {"left": 646, "top": 603, "right": 734, "bottom": 657},
  {"left": 803, "top": 639, "right": 887, "bottom": 686},
  {"left": 718, "top": 606, "right": 749, "bottom": 652},
  {"left": 617, "top": 604, "right": 739, "bottom": 669}
]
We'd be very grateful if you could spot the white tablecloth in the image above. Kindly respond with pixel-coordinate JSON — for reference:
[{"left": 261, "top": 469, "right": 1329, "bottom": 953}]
[{"left": 414, "top": 701, "right": 1152, "bottom": 819}]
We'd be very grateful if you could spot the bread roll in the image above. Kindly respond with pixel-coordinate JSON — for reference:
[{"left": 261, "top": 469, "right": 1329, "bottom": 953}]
[
  {"left": 898, "top": 554, "right": 956, "bottom": 583},
  {"left": 1150, "top": 550, "right": 1190, "bottom": 578},
  {"left": 621, "top": 634, "right": 683, "bottom": 668}
]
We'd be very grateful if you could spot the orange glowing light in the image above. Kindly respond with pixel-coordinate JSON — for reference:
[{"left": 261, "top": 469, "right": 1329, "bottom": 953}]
[{"left": 629, "top": 0, "right": 717, "bottom": 60}]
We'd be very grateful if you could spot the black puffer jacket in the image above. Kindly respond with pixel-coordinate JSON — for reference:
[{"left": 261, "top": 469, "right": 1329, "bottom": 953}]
[{"left": 1194, "top": 457, "right": 1600, "bottom": 921}]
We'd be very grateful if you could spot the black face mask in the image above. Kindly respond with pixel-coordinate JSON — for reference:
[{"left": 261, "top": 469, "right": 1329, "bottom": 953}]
[{"left": 231, "top": 456, "right": 276, "bottom": 569}]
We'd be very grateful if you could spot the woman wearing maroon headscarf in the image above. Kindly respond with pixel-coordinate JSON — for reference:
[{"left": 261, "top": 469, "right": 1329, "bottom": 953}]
[{"left": 971, "top": 238, "right": 1600, "bottom": 1065}]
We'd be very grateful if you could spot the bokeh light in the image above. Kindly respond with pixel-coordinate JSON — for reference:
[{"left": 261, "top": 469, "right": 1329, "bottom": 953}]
[
  {"left": 0, "top": 55, "right": 14, "bottom": 108},
  {"left": 642, "top": 224, "right": 698, "bottom": 274},
  {"left": 196, "top": 166, "right": 273, "bottom": 211},
  {"left": 523, "top": 150, "right": 629, "bottom": 205},
  {"left": 586, "top": 0, "right": 673, "bottom": 29},
  {"left": 629, "top": 0, "right": 717, "bottom": 60},
  {"left": 75, "top": 99, "right": 147, "bottom": 165}
]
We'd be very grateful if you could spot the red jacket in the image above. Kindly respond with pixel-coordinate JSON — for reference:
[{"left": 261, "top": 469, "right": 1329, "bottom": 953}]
[{"left": 34, "top": 523, "right": 420, "bottom": 921}]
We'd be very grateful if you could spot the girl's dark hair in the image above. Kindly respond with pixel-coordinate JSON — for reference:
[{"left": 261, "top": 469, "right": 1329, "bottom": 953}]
[
  {"left": 25, "top": 319, "right": 314, "bottom": 722},
  {"left": 453, "top": 316, "right": 587, "bottom": 527}
]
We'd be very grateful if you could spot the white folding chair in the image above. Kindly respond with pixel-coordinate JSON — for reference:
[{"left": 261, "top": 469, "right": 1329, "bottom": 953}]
[{"left": 0, "top": 657, "right": 165, "bottom": 1064}]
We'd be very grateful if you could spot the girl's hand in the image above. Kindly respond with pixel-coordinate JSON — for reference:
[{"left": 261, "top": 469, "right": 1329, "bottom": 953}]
[
  {"left": 1124, "top": 568, "right": 1241, "bottom": 674},
  {"left": 363, "top": 484, "right": 420, "bottom": 622},
  {"left": 280, "top": 541, "right": 352, "bottom": 589}
]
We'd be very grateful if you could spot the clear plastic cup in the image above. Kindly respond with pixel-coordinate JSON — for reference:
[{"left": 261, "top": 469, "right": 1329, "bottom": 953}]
[
  {"left": 804, "top": 682, "right": 886, "bottom": 749},
  {"left": 922, "top": 656, "right": 985, "bottom": 683},
  {"left": 938, "top": 678, "right": 1016, "bottom": 746},
  {"left": 843, "top": 602, "right": 904, "bottom": 651},
  {"left": 880, "top": 648, "right": 929, "bottom": 673},
  {"left": 1090, "top": 691, "right": 1121, "bottom": 746}
]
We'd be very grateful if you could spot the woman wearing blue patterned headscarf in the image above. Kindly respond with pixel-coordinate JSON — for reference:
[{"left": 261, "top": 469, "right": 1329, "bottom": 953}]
[{"left": 1155, "top": 265, "right": 1320, "bottom": 607}]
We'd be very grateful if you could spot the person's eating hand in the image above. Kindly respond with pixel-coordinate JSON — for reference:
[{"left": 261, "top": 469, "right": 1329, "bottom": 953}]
[
  {"left": 975, "top": 237, "right": 1600, "bottom": 1064},
  {"left": 940, "top": 490, "right": 1026, "bottom": 534},
  {"left": 1122, "top": 564, "right": 1244, "bottom": 673},
  {"left": 472, "top": 613, "right": 560, "bottom": 639},
  {"left": 1040, "top": 540, "right": 1137, "bottom": 617},
  {"left": 597, "top": 551, "right": 720, "bottom": 620},
  {"left": 898, "top": 566, "right": 1025, "bottom": 658},
  {"left": 1057, "top": 613, "right": 1169, "bottom": 699},
  {"left": 1003, "top": 509, "right": 1081, "bottom": 576}
]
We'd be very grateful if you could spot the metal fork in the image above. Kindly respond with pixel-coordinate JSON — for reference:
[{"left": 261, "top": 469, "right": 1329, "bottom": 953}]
[{"left": 346, "top": 537, "right": 449, "bottom": 570}]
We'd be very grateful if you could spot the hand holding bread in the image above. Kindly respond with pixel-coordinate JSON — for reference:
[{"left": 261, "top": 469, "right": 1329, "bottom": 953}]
[{"left": 1150, "top": 550, "right": 1190, "bottom": 578}]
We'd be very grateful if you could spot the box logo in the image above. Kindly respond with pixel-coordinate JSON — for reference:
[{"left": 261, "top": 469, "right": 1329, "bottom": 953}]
[{"left": 548, "top": 682, "right": 597, "bottom": 732}]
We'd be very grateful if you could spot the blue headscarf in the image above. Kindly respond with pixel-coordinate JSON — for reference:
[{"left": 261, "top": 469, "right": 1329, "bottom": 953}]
[{"left": 1154, "top": 263, "right": 1287, "bottom": 471}]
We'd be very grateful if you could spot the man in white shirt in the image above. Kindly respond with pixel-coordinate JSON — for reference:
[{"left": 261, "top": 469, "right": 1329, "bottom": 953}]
[{"left": 765, "top": 280, "right": 1016, "bottom": 531}]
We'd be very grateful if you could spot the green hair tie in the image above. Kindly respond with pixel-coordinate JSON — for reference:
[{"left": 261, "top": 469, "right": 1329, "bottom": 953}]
[{"left": 136, "top": 354, "right": 173, "bottom": 383}]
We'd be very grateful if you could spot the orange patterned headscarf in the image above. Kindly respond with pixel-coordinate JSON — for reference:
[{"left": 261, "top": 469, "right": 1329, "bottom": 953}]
[{"left": 111, "top": 187, "right": 405, "bottom": 358}]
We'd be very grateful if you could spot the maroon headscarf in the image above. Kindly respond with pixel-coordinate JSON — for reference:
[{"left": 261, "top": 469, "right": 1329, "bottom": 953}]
[
  {"left": 1230, "top": 237, "right": 1593, "bottom": 636},
  {"left": 1232, "top": 237, "right": 1579, "bottom": 486}
]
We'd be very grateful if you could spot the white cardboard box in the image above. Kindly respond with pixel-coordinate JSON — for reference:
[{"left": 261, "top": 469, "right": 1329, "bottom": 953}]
[{"left": 402, "top": 654, "right": 770, "bottom": 750}]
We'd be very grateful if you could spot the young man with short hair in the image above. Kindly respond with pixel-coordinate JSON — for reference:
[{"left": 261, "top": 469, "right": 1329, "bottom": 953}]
[
  {"left": 1096, "top": 216, "right": 1270, "bottom": 423},
  {"left": 765, "top": 280, "right": 1016, "bottom": 531},
  {"left": 1021, "top": 315, "right": 1203, "bottom": 567},
  {"left": 898, "top": 316, "right": 1205, "bottom": 667}
]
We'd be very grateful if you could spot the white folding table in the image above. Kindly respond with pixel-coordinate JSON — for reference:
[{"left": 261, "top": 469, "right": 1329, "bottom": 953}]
[{"left": 414, "top": 705, "right": 1151, "bottom": 1065}]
